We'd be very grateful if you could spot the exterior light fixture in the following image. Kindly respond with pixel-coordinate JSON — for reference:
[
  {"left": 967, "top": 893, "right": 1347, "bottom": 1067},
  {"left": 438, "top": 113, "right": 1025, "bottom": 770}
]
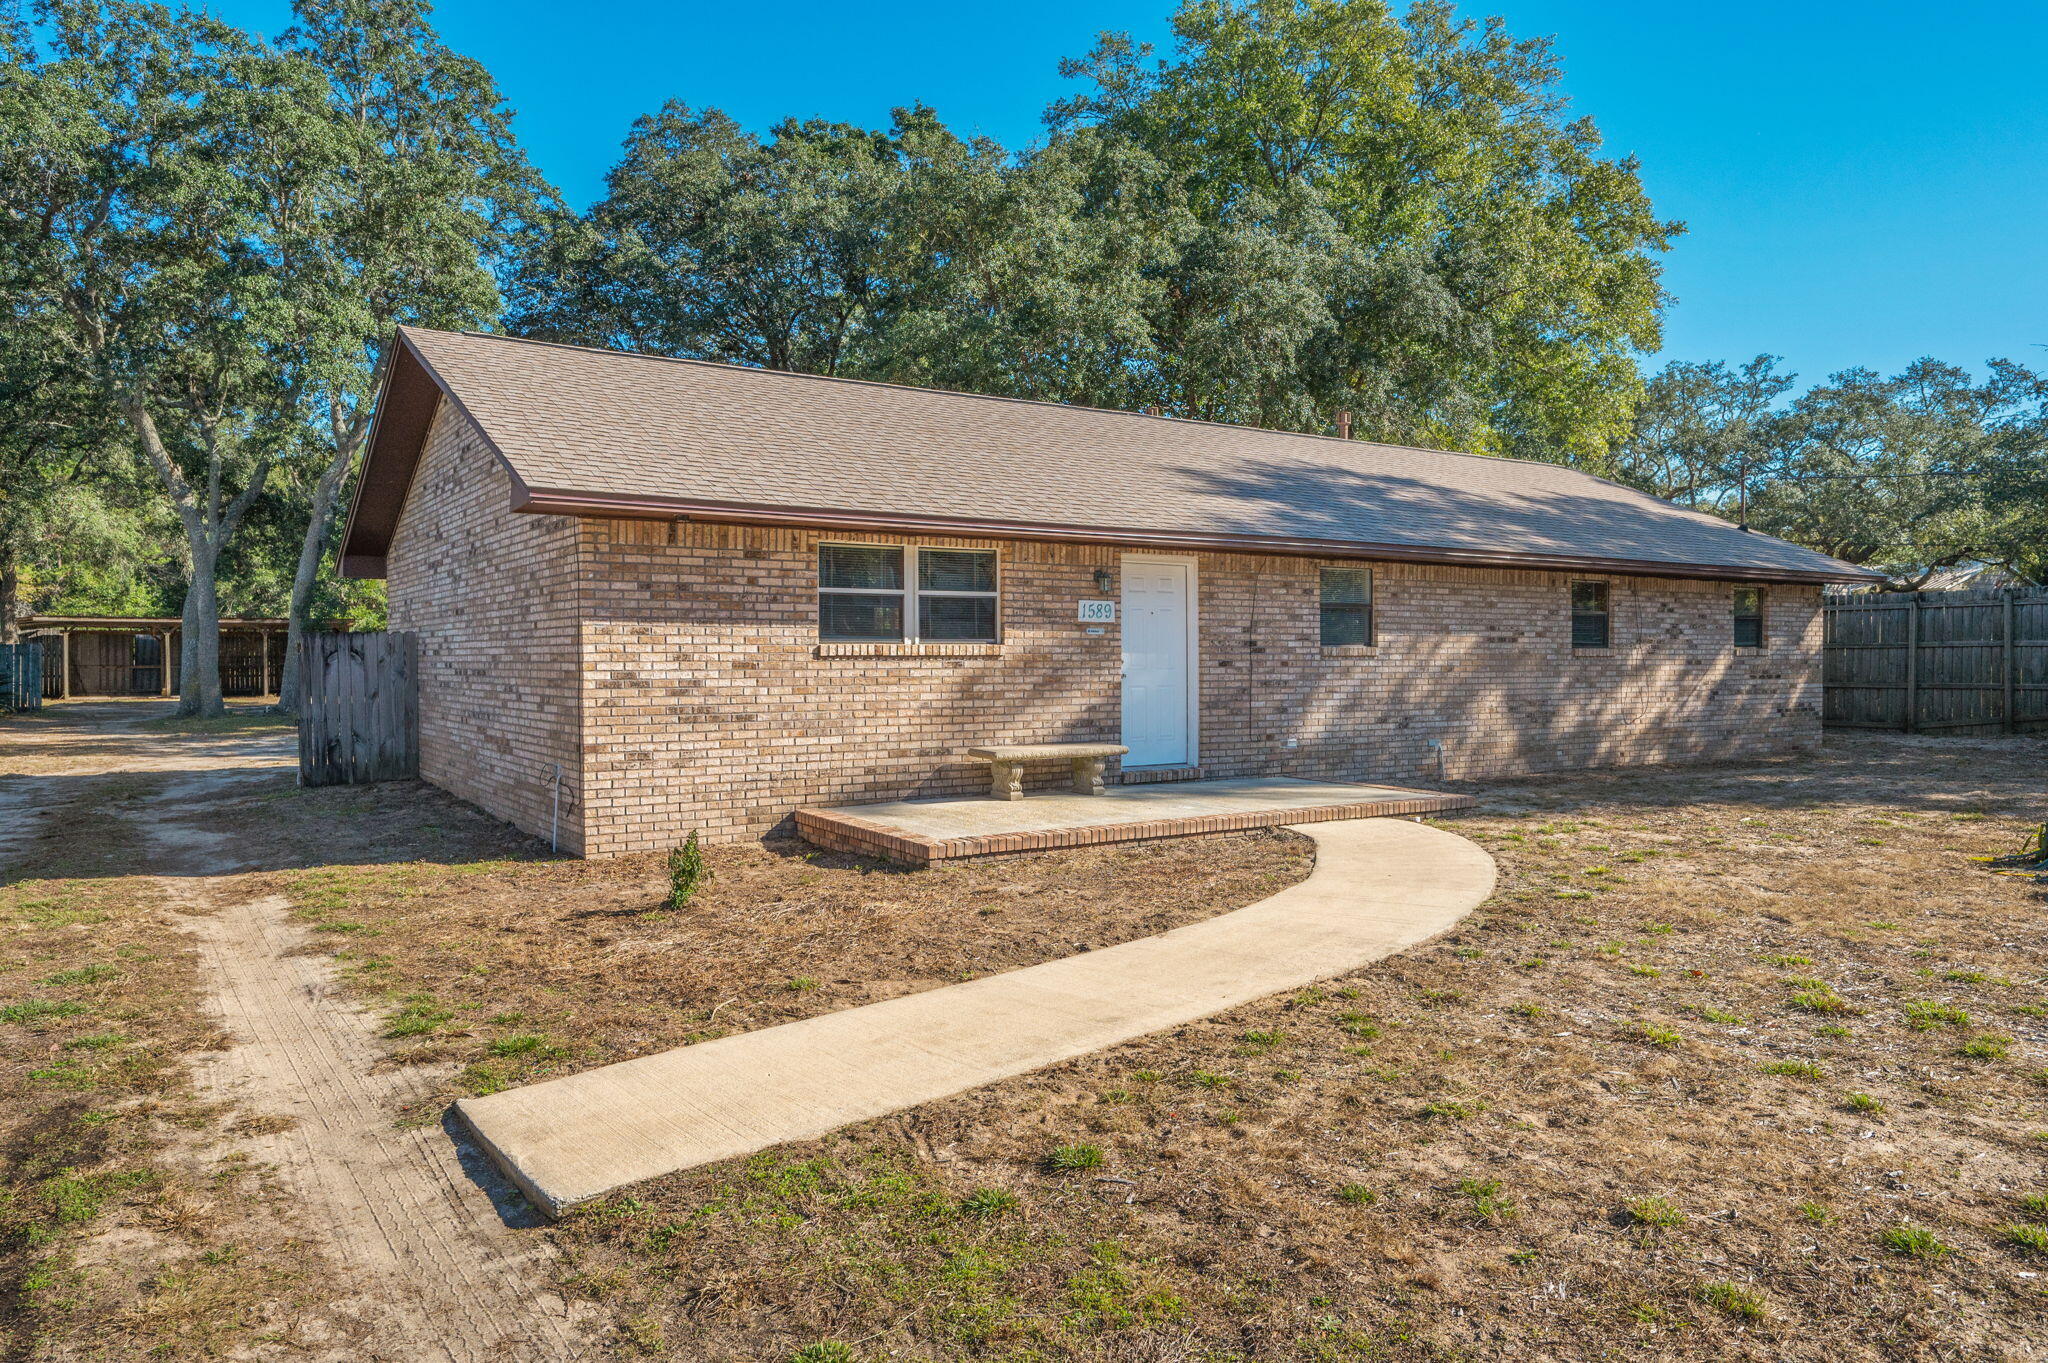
[{"left": 1093, "top": 568, "right": 1114, "bottom": 594}]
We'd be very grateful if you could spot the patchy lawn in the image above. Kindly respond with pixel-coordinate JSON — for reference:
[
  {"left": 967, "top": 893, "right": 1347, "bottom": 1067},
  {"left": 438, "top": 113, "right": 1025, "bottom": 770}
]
[
  {"left": 0, "top": 771, "right": 324, "bottom": 1359},
  {"left": 268, "top": 733, "right": 2048, "bottom": 1362},
  {"left": 250, "top": 827, "right": 1314, "bottom": 1121},
  {"left": 8, "top": 724, "right": 2047, "bottom": 1361}
]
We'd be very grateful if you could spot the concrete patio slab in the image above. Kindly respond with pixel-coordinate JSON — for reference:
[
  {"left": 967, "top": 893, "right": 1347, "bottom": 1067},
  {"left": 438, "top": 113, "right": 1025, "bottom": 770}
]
[
  {"left": 795, "top": 775, "right": 1475, "bottom": 864},
  {"left": 454, "top": 816, "right": 1496, "bottom": 1219}
]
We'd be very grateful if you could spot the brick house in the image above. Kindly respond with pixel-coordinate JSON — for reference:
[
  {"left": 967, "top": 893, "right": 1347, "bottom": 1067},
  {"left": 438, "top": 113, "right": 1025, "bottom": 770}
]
[{"left": 338, "top": 327, "right": 1880, "bottom": 857}]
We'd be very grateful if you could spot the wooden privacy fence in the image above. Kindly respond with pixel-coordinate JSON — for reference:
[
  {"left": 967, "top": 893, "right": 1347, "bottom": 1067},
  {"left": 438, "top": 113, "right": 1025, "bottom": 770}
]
[
  {"left": 1823, "top": 589, "right": 2048, "bottom": 733},
  {"left": 298, "top": 631, "right": 419, "bottom": 785},
  {"left": 1, "top": 642, "right": 43, "bottom": 712}
]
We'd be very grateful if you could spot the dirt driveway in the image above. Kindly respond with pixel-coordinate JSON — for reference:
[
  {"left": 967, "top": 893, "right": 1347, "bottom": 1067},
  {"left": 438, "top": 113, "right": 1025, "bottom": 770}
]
[{"left": 0, "top": 702, "right": 603, "bottom": 1360}]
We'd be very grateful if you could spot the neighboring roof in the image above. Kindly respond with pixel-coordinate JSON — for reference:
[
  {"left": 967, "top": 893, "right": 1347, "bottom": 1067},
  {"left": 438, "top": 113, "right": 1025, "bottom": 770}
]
[
  {"left": 339, "top": 326, "right": 1882, "bottom": 585},
  {"left": 23, "top": 615, "right": 296, "bottom": 629}
]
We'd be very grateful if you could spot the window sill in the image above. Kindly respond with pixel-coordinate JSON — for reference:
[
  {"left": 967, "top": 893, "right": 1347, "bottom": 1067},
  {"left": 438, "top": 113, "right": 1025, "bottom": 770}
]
[
  {"left": 1320, "top": 645, "right": 1378, "bottom": 658},
  {"left": 814, "top": 641, "right": 1004, "bottom": 658},
  {"left": 1571, "top": 646, "right": 1615, "bottom": 655}
]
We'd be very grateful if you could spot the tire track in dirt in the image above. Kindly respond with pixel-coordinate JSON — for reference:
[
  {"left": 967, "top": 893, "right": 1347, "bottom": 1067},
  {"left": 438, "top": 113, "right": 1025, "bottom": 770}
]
[
  {"left": 57, "top": 723, "right": 610, "bottom": 1361},
  {"left": 177, "top": 887, "right": 600, "bottom": 1361}
]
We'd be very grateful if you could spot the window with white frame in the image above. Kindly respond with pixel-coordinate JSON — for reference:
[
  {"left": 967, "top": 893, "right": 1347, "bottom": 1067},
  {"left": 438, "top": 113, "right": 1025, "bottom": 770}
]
[{"left": 817, "top": 544, "right": 999, "bottom": 643}]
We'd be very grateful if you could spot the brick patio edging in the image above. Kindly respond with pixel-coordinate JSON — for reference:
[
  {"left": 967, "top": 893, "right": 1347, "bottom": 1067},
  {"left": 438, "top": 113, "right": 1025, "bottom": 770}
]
[{"left": 793, "top": 789, "right": 1477, "bottom": 866}]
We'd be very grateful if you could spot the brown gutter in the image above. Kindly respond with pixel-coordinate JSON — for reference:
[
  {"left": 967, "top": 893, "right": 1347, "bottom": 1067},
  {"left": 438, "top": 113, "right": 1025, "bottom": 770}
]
[{"left": 513, "top": 486, "right": 1884, "bottom": 586}]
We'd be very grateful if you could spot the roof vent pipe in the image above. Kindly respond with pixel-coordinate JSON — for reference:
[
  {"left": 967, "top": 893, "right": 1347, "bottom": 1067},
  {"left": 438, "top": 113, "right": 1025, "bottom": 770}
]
[{"left": 1336, "top": 411, "right": 1353, "bottom": 440}]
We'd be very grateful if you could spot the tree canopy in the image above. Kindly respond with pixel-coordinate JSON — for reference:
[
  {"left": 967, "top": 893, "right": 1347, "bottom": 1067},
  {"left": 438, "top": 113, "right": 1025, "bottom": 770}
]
[
  {"left": 2, "top": 0, "right": 2039, "bottom": 675},
  {"left": 1616, "top": 356, "right": 2048, "bottom": 588},
  {"left": 2, "top": 0, "right": 545, "bottom": 709},
  {"left": 515, "top": 0, "right": 1679, "bottom": 456}
]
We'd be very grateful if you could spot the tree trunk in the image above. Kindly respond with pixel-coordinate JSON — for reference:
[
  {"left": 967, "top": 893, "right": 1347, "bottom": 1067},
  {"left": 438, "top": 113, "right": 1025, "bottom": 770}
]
[
  {"left": 121, "top": 393, "right": 268, "bottom": 722},
  {"left": 179, "top": 541, "right": 226, "bottom": 717},
  {"left": 1, "top": 559, "right": 18, "bottom": 645},
  {"left": 275, "top": 445, "right": 354, "bottom": 715}
]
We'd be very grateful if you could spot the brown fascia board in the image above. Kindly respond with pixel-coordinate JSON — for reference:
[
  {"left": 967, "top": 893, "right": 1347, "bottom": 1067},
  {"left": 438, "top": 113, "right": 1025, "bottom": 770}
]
[
  {"left": 340, "top": 328, "right": 567, "bottom": 579},
  {"left": 514, "top": 486, "right": 1884, "bottom": 586},
  {"left": 337, "top": 332, "right": 433, "bottom": 579}
]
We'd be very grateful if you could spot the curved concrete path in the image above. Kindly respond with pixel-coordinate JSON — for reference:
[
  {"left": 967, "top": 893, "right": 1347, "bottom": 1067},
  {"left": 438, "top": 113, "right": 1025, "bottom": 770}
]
[{"left": 457, "top": 818, "right": 1496, "bottom": 1217}]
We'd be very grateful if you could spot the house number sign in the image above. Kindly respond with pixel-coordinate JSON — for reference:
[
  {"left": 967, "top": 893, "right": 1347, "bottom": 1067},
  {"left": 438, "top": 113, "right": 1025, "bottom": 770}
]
[{"left": 1077, "top": 599, "right": 1117, "bottom": 623}]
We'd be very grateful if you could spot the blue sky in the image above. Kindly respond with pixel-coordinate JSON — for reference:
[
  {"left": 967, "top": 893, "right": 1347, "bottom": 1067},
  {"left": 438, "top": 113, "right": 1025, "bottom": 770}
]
[{"left": 217, "top": 0, "right": 2048, "bottom": 386}]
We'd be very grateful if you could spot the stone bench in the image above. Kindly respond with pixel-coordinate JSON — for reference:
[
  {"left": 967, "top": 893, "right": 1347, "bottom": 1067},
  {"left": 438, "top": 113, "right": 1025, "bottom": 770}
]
[{"left": 966, "top": 743, "right": 1130, "bottom": 801}]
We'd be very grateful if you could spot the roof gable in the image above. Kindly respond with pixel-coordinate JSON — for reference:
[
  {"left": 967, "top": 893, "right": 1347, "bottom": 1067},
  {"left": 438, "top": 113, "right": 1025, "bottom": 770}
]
[{"left": 339, "top": 327, "right": 1881, "bottom": 585}]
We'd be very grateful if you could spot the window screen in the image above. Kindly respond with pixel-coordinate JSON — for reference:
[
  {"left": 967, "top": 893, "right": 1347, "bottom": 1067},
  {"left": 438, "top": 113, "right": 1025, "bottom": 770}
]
[
  {"left": 1570, "top": 581, "right": 1610, "bottom": 649},
  {"left": 1320, "top": 568, "right": 1372, "bottom": 646}
]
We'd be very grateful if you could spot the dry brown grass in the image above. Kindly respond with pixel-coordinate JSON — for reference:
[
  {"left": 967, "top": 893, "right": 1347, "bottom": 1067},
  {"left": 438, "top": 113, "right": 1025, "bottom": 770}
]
[
  {"left": 0, "top": 769, "right": 326, "bottom": 1359},
  {"left": 10, "top": 726, "right": 2047, "bottom": 1362},
  {"left": 249, "top": 825, "right": 1313, "bottom": 1120},
  {"left": 447, "top": 733, "right": 2044, "bottom": 1363}
]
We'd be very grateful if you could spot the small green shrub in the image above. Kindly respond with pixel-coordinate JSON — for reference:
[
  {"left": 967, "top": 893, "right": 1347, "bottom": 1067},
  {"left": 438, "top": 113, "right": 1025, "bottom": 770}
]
[
  {"left": 1844, "top": 1092, "right": 1885, "bottom": 1114},
  {"left": 666, "top": 831, "right": 709, "bottom": 910},
  {"left": 1334, "top": 1184, "right": 1377, "bottom": 1206}
]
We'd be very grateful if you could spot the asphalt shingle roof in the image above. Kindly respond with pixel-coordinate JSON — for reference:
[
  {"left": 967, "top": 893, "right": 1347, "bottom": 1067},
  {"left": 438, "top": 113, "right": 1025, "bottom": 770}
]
[{"left": 347, "top": 326, "right": 1878, "bottom": 584}]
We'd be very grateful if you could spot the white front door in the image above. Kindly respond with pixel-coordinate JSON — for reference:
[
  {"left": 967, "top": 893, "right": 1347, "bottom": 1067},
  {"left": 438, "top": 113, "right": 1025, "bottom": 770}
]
[{"left": 1120, "top": 556, "right": 1194, "bottom": 767}]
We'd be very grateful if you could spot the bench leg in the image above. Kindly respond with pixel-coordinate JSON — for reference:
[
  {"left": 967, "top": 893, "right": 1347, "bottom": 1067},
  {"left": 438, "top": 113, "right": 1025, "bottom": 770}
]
[
  {"left": 990, "top": 759, "right": 1024, "bottom": 801},
  {"left": 1071, "top": 755, "right": 1107, "bottom": 796}
]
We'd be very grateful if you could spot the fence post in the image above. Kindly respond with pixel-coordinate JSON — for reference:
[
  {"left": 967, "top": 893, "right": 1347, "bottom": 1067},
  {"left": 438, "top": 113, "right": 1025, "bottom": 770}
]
[
  {"left": 2005, "top": 590, "right": 2017, "bottom": 735},
  {"left": 1902, "top": 595, "right": 1919, "bottom": 733}
]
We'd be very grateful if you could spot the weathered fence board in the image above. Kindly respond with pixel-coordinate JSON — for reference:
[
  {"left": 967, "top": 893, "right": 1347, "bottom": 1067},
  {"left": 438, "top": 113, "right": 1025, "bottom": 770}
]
[
  {"left": 0, "top": 643, "right": 43, "bottom": 712},
  {"left": 298, "top": 631, "right": 418, "bottom": 785},
  {"left": 1823, "top": 589, "right": 2048, "bottom": 734}
]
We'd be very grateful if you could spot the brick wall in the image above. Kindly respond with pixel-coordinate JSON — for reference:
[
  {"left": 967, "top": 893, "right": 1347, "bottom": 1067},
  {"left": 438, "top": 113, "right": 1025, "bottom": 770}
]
[
  {"left": 385, "top": 403, "right": 586, "bottom": 851},
  {"left": 572, "top": 520, "right": 1822, "bottom": 856}
]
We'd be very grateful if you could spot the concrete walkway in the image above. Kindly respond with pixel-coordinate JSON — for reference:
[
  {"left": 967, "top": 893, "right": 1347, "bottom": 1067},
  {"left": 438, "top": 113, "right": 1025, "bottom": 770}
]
[{"left": 456, "top": 817, "right": 1497, "bottom": 1218}]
